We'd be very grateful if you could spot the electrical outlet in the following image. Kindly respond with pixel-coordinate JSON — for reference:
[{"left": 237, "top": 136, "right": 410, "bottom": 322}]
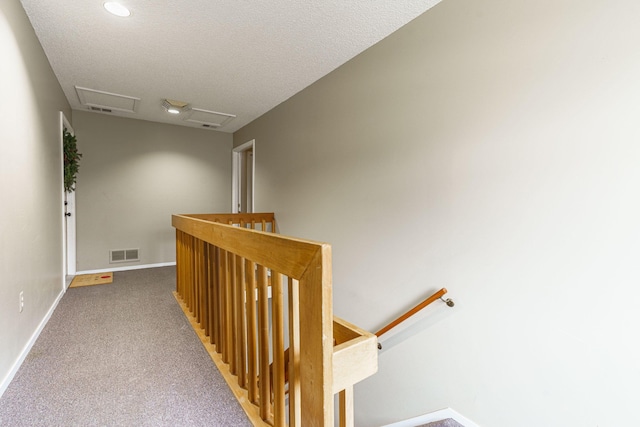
[{"left": 19, "top": 291, "right": 24, "bottom": 313}]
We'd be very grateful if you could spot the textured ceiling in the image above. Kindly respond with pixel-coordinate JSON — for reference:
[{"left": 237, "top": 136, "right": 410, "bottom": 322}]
[{"left": 20, "top": 0, "right": 442, "bottom": 133}]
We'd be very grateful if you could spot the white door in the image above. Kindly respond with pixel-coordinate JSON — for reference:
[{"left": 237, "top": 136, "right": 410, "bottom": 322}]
[
  {"left": 61, "top": 112, "right": 77, "bottom": 287},
  {"left": 64, "top": 191, "right": 76, "bottom": 276},
  {"left": 232, "top": 140, "right": 255, "bottom": 213}
]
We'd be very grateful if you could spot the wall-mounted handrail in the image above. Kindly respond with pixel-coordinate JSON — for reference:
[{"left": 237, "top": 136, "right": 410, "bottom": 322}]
[{"left": 375, "top": 288, "right": 453, "bottom": 339}]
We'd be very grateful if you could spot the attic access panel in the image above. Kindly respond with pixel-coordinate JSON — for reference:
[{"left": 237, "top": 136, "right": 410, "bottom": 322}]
[
  {"left": 75, "top": 86, "right": 140, "bottom": 113},
  {"left": 184, "top": 107, "right": 236, "bottom": 129}
]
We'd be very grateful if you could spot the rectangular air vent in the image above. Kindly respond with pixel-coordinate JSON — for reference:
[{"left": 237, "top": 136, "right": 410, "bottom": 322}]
[
  {"left": 90, "top": 106, "right": 113, "bottom": 113},
  {"left": 184, "top": 107, "right": 235, "bottom": 128},
  {"left": 110, "top": 248, "right": 140, "bottom": 263},
  {"left": 76, "top": 86, "right": 140, "bottom": 114}
]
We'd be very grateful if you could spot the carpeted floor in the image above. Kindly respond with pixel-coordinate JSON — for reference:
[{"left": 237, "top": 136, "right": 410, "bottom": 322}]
[
  {"left": 418, "top": 418, "right": 465, "bottom": 427},
  {"left": 0, "top": 266, "right": 251, "bottom": 427}
]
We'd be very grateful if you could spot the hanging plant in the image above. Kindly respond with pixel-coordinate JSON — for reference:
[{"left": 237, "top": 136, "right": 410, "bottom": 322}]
[{"left": 63, "top": 127, "right": 82, "bottom": 193}]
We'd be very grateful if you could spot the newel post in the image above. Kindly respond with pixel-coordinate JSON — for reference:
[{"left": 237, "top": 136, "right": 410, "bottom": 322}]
[{"left": 298, "top": 244, "right": 333, "bottom": 426}]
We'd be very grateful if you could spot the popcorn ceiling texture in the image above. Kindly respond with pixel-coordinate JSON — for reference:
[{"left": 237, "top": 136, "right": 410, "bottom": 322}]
[{"left": 19, "top": 0, "right": 442, "bottom": 132}]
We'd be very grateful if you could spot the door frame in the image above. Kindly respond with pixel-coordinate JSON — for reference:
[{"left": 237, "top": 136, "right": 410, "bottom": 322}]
[
  {"left": 60, "top": 112, "right": 76, "bottom": 289},
  {"left": 232, "top": 139, "right": 255, "bottom": 213}
]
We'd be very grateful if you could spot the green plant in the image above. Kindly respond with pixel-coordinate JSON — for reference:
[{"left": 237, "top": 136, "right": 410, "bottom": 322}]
[{"left": 63, "top": 128, "right": 82, "bottom": 192}]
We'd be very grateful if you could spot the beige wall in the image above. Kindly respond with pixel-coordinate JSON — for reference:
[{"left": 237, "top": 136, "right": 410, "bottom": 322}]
[
  {"left": 0, "top": 0, "right": 71, "bottom": 393},
  {"left": 72, "top": 111, "right": 232, "bottom": 271},
  {"left": 234, "top": 0, "right": 640, "bottom": 425}
]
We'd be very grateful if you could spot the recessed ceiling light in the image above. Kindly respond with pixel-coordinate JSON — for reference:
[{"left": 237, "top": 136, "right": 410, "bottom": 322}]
[
  {"left": 104, "top": 2, "right": 131, "bottom": 17},
  {"left": 162, "top": 99, "right": 190, "bottom": 115}
]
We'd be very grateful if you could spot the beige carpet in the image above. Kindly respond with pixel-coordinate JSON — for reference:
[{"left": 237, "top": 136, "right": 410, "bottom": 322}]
[
  {"left": 69, "top": 272, "right": 113, "bottom": 288},
  {"left": 0, "top": 266, "right": 250, "bottom": 426}
]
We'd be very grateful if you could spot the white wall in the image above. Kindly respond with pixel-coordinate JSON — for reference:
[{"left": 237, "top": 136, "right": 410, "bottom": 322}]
[
  {"left": 73, "top": 111, "right": 232, "bottom": 271},
  {"left": 0, "top": 0, "right": 71, "bottom": 394},
  {"left": 234, "top": 0, "right": 640, "bottom": 425}
]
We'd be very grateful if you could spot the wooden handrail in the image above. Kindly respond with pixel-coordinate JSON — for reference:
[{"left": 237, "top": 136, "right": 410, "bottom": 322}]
[
  {"left": 375, "top": 288, "right": 449, "bottom": 338},
  {"left": 172, "top": 212, "right": 377, "bottom": 427}
]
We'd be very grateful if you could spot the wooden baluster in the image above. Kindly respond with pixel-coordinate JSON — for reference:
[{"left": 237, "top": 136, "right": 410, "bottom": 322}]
[
  {"left": 200, "top": 239, "right": 207, "bottom": 329},
  {"left": 288, "top": 277, "right": 301, "bottom": 427},
  {"left": 202, "top": 246, "right": 213, "bottom": 340},
  {"left": 180, "top": 231, "right": 187, "bottom": 298},
  {"left": 339, "top": 387, "right": 354, "bottom": 427},
  {"left": 199, "top": 239, "right": 204, "bottom": 323},
  {"left": 213, "top": 246, "right": 222, "bottom": 350},
  {"left": 175, "top": 230, "right": 181, "bottom": 297},
  {"left": 229, "top": 254, "right": 238, "bottom": 375},
  {"left": 181, "top": 234, "right": 186, "bottom": 304},
  {"left": 189, "top": 237, "right": 198, "bottom": 314},
  {"left": 175, "top": 230, "right": 181, "bottom": 296},
  {"left": 202, "top": 242, "right": 210, "bottom": 336},
  {"left": 208, "top": 244, "right": 216, "bottom": 345},
  {"left": 219, "top": 249, "right": 229, "bottom": 361},
  {"left": 251, "top": 219, "right": 256, "bottom": 230},
  {"left": 225, "top": 249, "right": 235, "bottom": 363},
  {"left": 181, "top": 231, "right": 186, "bottom": 297},
  {"left": 195, "top": 239, "right": 202, "bottom": 324},
  {"left": 245, "top": 259, "right": 258, "bottom": 403},
  {"left": 183, "top": 234, "right": 189, "bottom": 308},
  {"left": 181, "top": 233, "right": 190, "bottom": 304},
  {"left": 235, "top": 254, "right": 247, "bottom": 388},
  {"left": 182, "top": 232, "right": 188, "bottom": 302},
  {"left": 257, "top": 264, "right": 271, "bottom": 421},
  {"left": 224, "top": 250, "right": 234, "bottom": 364},
  {"left": 200, "top": 239, "right": 205, "bottom": 325},
  {"left": 272, "top": 272, "right": 286, "bottom": 426},
  {"left": 187, "top": 235, "right": 194, "bottom": 312},
  {"left": 261, "top": 219, "right": 266, "bottom": 232}
]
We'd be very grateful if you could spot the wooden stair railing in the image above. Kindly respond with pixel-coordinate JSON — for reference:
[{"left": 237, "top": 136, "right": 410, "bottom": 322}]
[{"left": 172, "top": 213, "right": 377, "bottom": 427}]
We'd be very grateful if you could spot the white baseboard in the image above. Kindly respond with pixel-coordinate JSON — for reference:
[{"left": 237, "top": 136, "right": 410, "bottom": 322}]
[
  {"left": 0, "top": 288, "right": 65, "bottom": 399},
  {"left": 382, "top": 407, "right": 480, "bottom": 427},
  {"left": 76, "top": 261, "right": 176, "bottom": 275}
]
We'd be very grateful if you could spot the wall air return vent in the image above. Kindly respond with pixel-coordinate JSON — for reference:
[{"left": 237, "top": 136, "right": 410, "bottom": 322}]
[
  {"left": 110, "top": 248, "right": 140, "bottom": 263},
  {"left": 184, "top": 108, "right": 236, "bottom": 129},
  {"left": 76, "top": 86, "right": 140, "bottom": 114}
]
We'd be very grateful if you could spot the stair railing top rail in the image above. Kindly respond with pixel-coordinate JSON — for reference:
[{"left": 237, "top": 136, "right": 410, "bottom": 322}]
[{"left": 182, "top": 212, "right": 275, "bottom": 231}]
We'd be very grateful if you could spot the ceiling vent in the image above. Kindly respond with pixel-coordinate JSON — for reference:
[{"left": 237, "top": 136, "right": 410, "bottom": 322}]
[
  {"left": 75, "top": 86, "right": 140, "bottom": 114},
  {"left": 184, "top": 108, "right": 236, "bottom": 129},
  {"left": 90, "top": 106, "right": 112, "bottom": 113}
]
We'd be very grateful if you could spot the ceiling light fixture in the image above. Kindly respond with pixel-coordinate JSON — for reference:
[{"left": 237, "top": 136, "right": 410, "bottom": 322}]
[
  {"left": 162, "top": 99, "right": 189, "bottom": 115},
  {"left": 104, "top": 2, "right": 131, "bottom": 17}
]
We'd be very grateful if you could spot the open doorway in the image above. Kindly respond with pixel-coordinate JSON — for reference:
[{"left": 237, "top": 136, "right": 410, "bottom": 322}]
[
  {"left": 60, "top": 112, "right": 76, "bottom": 288},
  {"left": 232, "top": 139, "right": 255, "bottom": 213}
]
